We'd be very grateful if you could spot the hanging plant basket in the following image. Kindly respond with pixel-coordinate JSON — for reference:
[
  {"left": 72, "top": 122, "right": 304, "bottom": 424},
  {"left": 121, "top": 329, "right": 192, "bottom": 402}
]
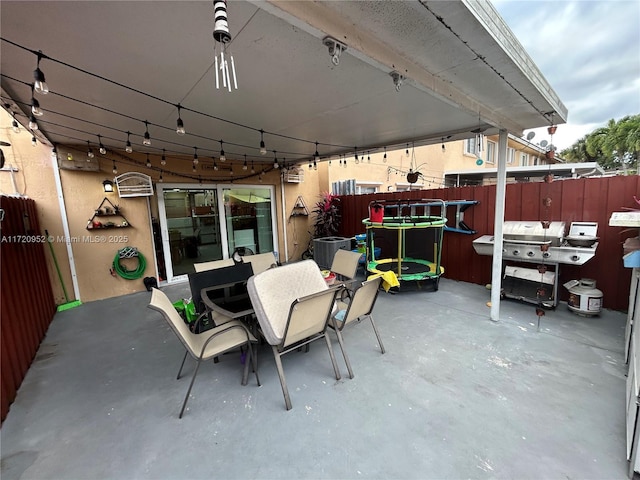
[
  {"left": 545, "top": 150, "right": 555, "bottom": 160},
  {"left": 547, "top": 125, "right": 557, "bottom": 135}
]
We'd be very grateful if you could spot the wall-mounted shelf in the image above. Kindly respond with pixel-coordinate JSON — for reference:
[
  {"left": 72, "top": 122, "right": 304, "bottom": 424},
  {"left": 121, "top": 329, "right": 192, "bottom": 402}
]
[
  {"left": 87, "top": 197, "right": 132, "bottom": 230},
  {"left": 290, "top": 195, "right": 309, "bottom": 217}
]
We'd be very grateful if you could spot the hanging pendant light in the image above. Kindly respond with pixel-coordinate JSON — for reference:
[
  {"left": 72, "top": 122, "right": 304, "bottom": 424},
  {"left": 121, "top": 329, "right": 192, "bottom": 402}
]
[
  {"left": 259, "top": 129, "right": 266, "bottom": 155},
  {"left": 161, "top": 148, "right": 167, "bottom": 166},
  {"left": 176, "top": 104, "right": 185, "bottom": 135},
  {"left": 193, "top": 147, "right": 199, "bottom": 165},
  {"left": 33, "top": 51, "right": 49, "bottom": 95},
  {"left": 143, "top": 120, "right": 151, "bottom": 146},
  {"left": 98, "top": 134, "right": 106, "bottom": 155},
  {"left": 219, "top": 140, "right": 226, "bottom": 161},
  {"left": 28, "top": 114, "right": 38, "bottom": 131},
  {"left": 273, "top": 150, "right": 279, "bottom": 169},
  {"left": 125, "top": 131, "right": 133, "bottom": 153},
  {"left": 30, "top": 85, "right": 43, "bottom": 116}
]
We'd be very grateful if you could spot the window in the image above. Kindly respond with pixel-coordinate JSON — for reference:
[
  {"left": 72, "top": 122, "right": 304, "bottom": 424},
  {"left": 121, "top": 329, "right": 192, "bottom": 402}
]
[
  {"left": 464, "top": 138, "right": 477, "bottom": 155},
  {"left": 520, "top": 153, "right": 529, "bottom": 166},
  {"left": 507, "top": 147, "right": 515, "bottom": 164},
  {"left": 356, "top": 185, "right": 378, "bottom": 194},
  {"left": 486, "top": 141, "right": 496, "bottom": 164}
]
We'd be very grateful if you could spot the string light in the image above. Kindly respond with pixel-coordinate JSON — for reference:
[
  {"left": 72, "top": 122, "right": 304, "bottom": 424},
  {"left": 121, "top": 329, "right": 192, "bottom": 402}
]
[
  {"left": 259, "top": 129, "right": 266, "bottom": 155},
  {"left": 51, "top": 145, "right": 57, "bottom": 158},
  {"left": 354, "top": 147, "right": 358, "bottom": 161},
  {"left": 251, "top": 158, "right": 255, "bottom": 174},
  {"left": 142, "top": 120, "right": 151, "bottom": 146},
  {"left": 314, "top": 141, "right": 320, "bottom": 161},
  {"left": 159, "top": 170, "right": 164, "bottom": 183},
  {"left": 86, "top": 140, "right": 94, "bottom": 159},
  {"left": 11, "top": 115, "right": 19, "bottom": 133},
  {"left": 243, "top": 154, "right": 247, "bottom": 170},
  {"left": 161, "top": 148, "right": 166, "bottom": 165},
  {"left": 31, "top": 134, "right": 37, "bottom": 147},
  {"left": 229, "top": 162, "right": 234, "bottom": 176},
  {"left": 192, "top": 147, "right": 199, "bottom": 165},
  {"left": 313, "top": 159, "right": 317, "bottom": 170},
  {"left": 33, "top": 51, "right": 49, "bottom": 95},
  {"left": 125, "top": 131, "right": 133, "bottom": 153},
  {"left": 112, "top": 160, "right": 117, "bottom": 174},
  {"left": 213, "top": 159, "right": 218, "bottom": 171},
  {"left": 30, "top": 85, "right": 43, "bottom": 116},
  {"left": 28, "top": 114, "right": 38, "bottom": 130},
  {"left": 383, "top": 146, "right": 387, "bottom": 162},
  {"left": 219, "top": 140, "right": 226, "bottom": 161},
  {"left": 98, "top": 134, "right": 106, "bottom": 154},
  {"left": 367, "top": 152, "right": 370, "bottom": 162},
  {"left": 273, "top": 150, "right": 279, "bottom": 169},
  {"left": 146, "top": 153, "right": 151, "bottom": 168},
  {"left": 176, "top": 104, "right": 185, "bottom": 135}
]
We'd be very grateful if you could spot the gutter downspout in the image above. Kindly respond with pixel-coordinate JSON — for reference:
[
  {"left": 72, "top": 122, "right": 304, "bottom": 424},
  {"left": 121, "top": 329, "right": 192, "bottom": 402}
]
[
  {"left": 51, "top": 152, "right": 81, "bottom": 300},
  {"left": 490, "top": 129, "right": 508, "bottom": 321},
  {"left": 280, "top": 173, "right": 289, "bottom": 262}
]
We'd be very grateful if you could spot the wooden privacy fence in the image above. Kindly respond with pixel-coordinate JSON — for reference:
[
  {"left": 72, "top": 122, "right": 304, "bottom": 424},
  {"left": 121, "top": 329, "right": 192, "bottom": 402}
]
[
  {"left": 337, "top": 175, "right": 640, "bottom": 312},
  {"left": 1, "top": 196, "right": 56, "bottom": 423}
]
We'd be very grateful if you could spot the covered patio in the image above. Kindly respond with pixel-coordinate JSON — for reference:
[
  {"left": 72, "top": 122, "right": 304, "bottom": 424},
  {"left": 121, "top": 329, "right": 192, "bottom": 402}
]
[{"left": 1, "top": 277, "right": 626, "bottom": 479}]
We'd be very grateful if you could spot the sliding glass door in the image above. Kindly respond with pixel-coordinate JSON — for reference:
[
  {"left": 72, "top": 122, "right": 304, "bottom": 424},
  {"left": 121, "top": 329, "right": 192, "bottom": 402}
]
[{"left": 157, "top": 184, "right": 277, "bottom": 283}]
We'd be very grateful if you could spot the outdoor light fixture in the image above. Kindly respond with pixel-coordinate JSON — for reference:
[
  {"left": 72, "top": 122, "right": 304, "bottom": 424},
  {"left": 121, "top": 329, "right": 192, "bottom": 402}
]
[
  {"left": 143, "top": 121, "right": 151, "bottom": 146},
  {"left": 125, "top": 132, "right": 133, "bottom": 153},
  {"left": 28, "top": 114, "right": 38, "bottom": 131},
  {"left": 98, "top": 134, "right": 106, "bottom": 155},
  {"left": 390, "top": 71, "right": 404, "bottom": 92},
  {"left": 30, "top": 86, "right": 43, "bottom": 116},
  {"left": 103, "top": 179, "right": 114, "bottom": 193},
  {"left": 33, "top": 51, "right": 49, "bottom": 95},
  {"left": 176, "top": 105, "right": 185, "bottom": 135},
  {"left": 219, "top": 140, "right": 226, "bottom": 161},
  {"left": 322, "top": 36, "right": 347, "bottom": 66},
  {"left": 259, "top": 129, "right": 266, "bottom": 155}
]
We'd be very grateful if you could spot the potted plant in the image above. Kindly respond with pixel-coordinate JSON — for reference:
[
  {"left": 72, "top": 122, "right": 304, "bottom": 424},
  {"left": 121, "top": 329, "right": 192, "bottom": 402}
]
[{"left": 312, "top": 192, "right": 341, "bottom": 238}]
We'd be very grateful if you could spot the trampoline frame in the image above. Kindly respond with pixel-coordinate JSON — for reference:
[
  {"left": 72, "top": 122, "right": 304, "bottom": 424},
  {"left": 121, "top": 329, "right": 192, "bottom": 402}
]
[{"left": 362, "top": 199, "right": 447, "bottom": 288}]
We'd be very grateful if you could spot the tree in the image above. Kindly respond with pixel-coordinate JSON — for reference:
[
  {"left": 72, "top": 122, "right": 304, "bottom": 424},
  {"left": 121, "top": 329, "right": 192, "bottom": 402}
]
[
  {"left": 560, "top": 136, "right": 598, "bottom": 164},
  {"left": 584, "top": 115, "right": 640, "bottom": 172}
]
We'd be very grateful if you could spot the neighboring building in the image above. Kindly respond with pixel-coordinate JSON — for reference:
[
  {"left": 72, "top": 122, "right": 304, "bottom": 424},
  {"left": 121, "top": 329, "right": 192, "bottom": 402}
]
[{"left": 325, "top": 132, "right": 567, "bottom": 193}]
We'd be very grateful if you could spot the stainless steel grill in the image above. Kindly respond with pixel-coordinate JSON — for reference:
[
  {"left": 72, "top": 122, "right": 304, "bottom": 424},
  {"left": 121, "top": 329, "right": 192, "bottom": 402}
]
[
  {"left": 472, "top": 221, "right": 598, "bottom": 265},
  {"left": 472, "top": 221, "right": 599, "bottom": 307}
]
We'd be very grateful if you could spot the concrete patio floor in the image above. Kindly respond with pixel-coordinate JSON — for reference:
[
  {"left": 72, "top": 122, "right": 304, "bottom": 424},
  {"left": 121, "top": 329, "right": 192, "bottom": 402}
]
[{"left": 1, "top": 276, "right": 628, "bottom": 479}]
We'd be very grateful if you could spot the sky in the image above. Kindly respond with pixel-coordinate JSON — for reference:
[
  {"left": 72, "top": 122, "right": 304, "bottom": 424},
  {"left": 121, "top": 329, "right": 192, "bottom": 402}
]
[{"left": 492, "top": 0, "right": 640, "bottom": 151}]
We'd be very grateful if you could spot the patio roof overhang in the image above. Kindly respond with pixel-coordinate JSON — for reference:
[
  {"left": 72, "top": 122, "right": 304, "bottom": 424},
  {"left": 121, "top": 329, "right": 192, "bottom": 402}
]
[
  {"left": 0, "top": 0, "right": 567, "bottom": 166},
  {"left": 445, "top": 162, "right": 606, "bottom": 185}
]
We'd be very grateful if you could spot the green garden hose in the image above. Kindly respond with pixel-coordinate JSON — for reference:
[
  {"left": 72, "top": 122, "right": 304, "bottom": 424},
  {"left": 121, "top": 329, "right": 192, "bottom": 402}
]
[{"left": 112, "top": 247, "right": 146, "bottom": 280}]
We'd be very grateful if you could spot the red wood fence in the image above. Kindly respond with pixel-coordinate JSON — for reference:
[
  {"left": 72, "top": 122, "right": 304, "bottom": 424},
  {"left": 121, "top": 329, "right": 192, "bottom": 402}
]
[
  {"left": 1, "top": 196, "right": 56, "bottom": 423},
  {"left": 337, "top": 176, "right": 640, "bottom": 312}
]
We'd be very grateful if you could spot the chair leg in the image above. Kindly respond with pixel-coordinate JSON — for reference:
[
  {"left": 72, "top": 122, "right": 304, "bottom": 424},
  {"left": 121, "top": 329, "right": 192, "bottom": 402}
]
[
  {"left": 334, "top": 328, "right": 354, "bottom": 379},
  {"left": 272, "top": 346, "right": 292, "bottom": 410},
  {"left": 324, "top": 333, "right": 342, "bottom": 381},
  {"left": 241, "top": 345, "right": 250, "bottom": 386},
  {"left": 249, "top": 343, "right": 261, "bottom": 386},
  {"left": 369, "top": 315, "right": 386, "bottom": 354},
  {"left": 177, "top": 350, "right": 189, "bottom": 380},
  {"left": 179, "top": 357, "right": 203, "bottom": 419}
]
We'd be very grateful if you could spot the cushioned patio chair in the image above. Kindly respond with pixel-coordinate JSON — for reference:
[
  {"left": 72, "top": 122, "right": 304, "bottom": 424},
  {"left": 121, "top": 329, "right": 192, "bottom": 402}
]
[
  {"left": 148, "top": 288, "right": 260, "bottom": 418},
  {"left": 247, "top": 260, "right": 342, "bottom": 410},
  {"left": 330, "top": 248, "right": 363, "bottom": 300},
  {"left": 329, "top": 276, "right": 385, "bottom": 379},
  {"left": 239, "top": 252, "right": 279, "bottom": 275},
  {"left": 194, "top": 258, "right": 235, "bottom": 273}
]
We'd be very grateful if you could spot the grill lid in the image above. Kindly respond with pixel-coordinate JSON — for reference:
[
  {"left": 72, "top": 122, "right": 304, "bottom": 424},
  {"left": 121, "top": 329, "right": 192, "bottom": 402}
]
[{"left": 502, "top": 221, "right": 566, "bottom": 246}]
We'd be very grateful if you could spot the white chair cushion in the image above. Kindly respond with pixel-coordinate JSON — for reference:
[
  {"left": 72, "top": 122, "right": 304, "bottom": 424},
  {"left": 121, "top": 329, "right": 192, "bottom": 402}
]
[{"left": 247, "top": 260, "right": 327, "bottom": 345}]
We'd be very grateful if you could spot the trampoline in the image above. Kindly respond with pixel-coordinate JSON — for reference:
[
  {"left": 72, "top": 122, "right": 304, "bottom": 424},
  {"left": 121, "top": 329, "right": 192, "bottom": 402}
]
[{"left": 362, "top": 199, "right": 446, "bottom": 290}]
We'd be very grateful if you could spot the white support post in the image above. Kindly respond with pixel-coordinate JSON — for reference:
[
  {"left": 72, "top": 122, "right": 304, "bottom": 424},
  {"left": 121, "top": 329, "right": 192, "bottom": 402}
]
[{"left": 490, "top": 129, "right": 508, "bottom": 321}]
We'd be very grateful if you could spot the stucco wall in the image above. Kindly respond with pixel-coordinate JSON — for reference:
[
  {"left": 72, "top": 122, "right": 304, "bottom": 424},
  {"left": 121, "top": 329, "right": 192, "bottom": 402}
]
[{"left": 1, "top": 110, "right": 71, "bottom": 305}]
